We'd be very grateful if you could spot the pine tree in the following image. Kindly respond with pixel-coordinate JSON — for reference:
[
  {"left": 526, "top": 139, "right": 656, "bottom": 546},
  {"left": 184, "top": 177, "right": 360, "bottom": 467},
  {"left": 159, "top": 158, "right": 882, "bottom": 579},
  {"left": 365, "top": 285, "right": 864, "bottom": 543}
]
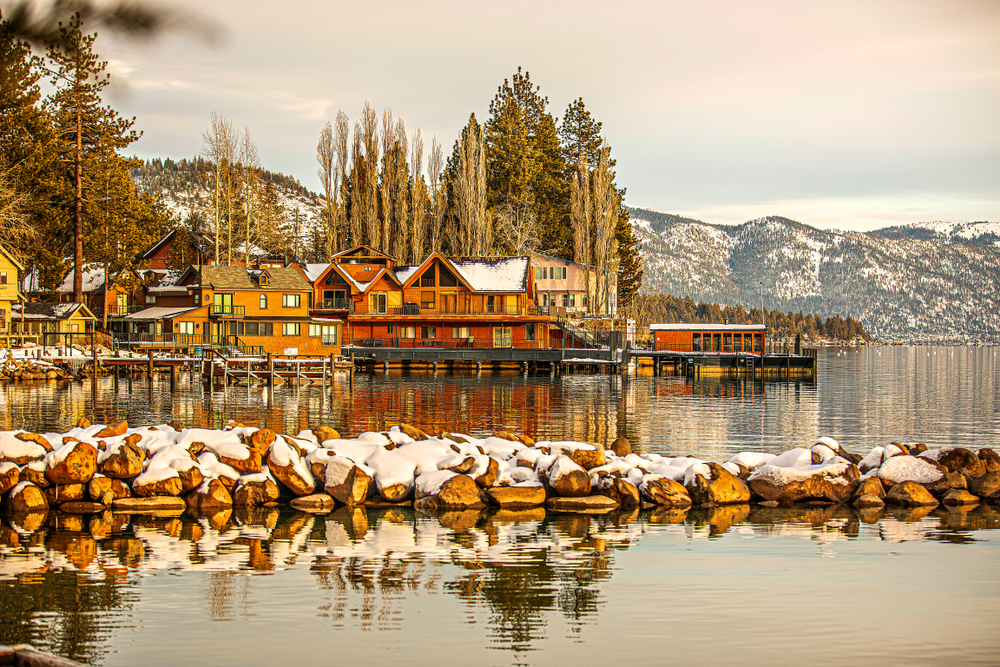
[{"left": 44, "top": 13, "right": 140, "bottom": 301}]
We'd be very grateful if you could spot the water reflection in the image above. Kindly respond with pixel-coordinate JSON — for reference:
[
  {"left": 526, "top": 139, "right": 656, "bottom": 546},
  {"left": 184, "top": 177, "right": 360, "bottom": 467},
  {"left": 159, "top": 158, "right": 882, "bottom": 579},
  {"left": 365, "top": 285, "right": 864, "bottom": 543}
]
[
  {"left": 1, "top": 503, "right": 998, "bottom": 664},
  {"left": 3, "top": 348, "right": 997, "bottom": 459}
]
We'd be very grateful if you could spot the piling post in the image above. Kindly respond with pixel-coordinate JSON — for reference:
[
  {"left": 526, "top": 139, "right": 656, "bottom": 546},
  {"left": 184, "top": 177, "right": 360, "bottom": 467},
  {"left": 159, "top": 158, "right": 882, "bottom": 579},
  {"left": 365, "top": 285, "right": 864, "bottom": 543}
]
[
  {"left": 209, "top": 350, "right": 215, "bottom": 387},
  {"left": 147, "top": 349, "right": 153, "bottom": 376},
  {"left": 267, "top": 353, "right": 273, "bottom": 386}
]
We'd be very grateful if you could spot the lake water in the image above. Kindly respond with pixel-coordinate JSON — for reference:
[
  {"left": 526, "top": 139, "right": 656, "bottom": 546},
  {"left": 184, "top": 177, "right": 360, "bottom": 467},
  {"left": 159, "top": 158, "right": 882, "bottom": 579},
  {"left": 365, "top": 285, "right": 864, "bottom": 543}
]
[{"left": 1, "top": 346, "right": 998, "bottom": 666}]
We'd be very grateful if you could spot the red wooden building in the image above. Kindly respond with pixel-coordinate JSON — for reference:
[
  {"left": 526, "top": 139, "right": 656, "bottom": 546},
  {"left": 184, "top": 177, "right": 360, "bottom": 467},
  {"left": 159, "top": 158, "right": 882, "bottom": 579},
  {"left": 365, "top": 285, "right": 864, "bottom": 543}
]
[{"left": 651, "top": 323, "right": 766, "bottom": 354}]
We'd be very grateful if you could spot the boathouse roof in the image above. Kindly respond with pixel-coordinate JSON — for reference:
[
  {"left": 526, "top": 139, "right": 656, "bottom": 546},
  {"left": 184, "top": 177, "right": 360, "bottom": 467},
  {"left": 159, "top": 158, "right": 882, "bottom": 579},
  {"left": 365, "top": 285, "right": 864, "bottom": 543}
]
[
  {"left": 13, "top": 302, "right": 93, "bottom": 320},
  {"left": 123, "top": 306, "right": 199, "bottom": 321},
  {"left": 188, "top": 265, "right": 311, "bottom": 291},
  {"left": 650, "top": 323, "right": 766, "bottom": 332},
  {"left": 450, "top": 256, "right": 530, "bottom": 292}
]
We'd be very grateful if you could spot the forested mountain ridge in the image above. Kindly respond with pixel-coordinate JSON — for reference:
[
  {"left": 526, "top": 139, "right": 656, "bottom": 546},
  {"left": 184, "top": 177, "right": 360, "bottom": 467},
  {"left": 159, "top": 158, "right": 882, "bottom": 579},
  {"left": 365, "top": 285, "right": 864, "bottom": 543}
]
[{"left": 628, "top": 207, "right": 1000, "bottom": 342}]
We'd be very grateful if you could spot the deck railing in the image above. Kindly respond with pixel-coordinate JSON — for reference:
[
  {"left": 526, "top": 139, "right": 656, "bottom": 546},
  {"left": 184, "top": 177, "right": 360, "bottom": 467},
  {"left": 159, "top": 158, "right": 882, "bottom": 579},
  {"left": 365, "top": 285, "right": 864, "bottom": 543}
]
[
  {"left": 343, "top": 335, "right": 551, "bottom": 350},
  {"left": 210, "top": 304, "right": 245, "bottom": 318}
]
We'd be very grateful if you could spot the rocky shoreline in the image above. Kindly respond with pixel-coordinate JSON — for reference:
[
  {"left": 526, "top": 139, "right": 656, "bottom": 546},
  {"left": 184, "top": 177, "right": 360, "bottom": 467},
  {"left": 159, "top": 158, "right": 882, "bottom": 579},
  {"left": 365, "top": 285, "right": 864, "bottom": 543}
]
[{"left": 1, "top": 422, "right": 998, "bottom": 519}]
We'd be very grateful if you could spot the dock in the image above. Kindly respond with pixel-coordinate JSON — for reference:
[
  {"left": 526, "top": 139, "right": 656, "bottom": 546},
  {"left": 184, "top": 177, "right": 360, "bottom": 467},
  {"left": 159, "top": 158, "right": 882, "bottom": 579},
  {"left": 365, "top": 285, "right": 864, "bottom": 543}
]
[{"left": 625, "top": 348, "right": 817, "bottom": 379}]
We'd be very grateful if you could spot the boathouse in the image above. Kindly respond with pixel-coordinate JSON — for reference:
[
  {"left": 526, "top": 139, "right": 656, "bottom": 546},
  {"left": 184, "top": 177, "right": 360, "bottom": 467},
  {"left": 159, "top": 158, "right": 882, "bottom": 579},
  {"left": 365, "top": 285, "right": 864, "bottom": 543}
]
[{"left": 650, "top": 323, "right": 766, "bottom": 354}]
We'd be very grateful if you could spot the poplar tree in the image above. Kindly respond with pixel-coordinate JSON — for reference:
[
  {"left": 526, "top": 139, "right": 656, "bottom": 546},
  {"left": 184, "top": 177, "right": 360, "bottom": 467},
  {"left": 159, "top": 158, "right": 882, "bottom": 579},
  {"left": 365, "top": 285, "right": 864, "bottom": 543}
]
[
  {"left": 316, "top": 120, "right": 337, "bottom": 258},
  {"left": 448, "top": 114, "right": 489, "bottom": 255}
]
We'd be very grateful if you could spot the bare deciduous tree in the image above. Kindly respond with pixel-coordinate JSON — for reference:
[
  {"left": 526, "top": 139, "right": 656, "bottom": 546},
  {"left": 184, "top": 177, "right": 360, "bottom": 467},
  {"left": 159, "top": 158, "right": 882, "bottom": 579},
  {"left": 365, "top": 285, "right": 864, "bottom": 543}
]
[
  {"left": 454, "top": 117, "right": 489, "bottom": 255},
  {"left": 238, "top": 127, "right": 261, "bottom": 265},
  {"left": 427, "top": 136, "right": 444, "bottom": 253},
  {"left": 333, "top": 110, "right": 349, "bottom": 249},
  {"left": 408, "top": 128, "right": 428, "bottom": 264},
  {"left": 316, "top": 120, "right": 336, "bottom": 259},
  {"left": 201, "top": 112, "right": 236, "bottom": 264},
  {"left": 0, "top": 170, "right": 35, "bottom": 262},
  {"left": 494, "top": 195, "right": 539, "bottom": 255},
  {"left": 591, "top": 143, "right": 619, "bottom": 314},
  {"left": 570, "top": 152, "right": 593, "bottom": 311}
]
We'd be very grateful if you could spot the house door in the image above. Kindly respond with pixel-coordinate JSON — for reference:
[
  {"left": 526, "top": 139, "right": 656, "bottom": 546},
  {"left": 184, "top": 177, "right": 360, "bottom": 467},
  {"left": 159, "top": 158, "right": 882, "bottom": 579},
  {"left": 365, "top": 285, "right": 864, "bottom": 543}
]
[{"left": 493, "top": 326, "right": 512, "bottom": 348}]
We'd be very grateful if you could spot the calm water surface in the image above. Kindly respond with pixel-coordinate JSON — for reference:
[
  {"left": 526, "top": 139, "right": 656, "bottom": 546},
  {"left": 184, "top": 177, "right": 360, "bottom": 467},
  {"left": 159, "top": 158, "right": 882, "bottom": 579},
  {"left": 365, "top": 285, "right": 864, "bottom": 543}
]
[{"left": 1, "top": 347, "right": 998, "bottom": 666}]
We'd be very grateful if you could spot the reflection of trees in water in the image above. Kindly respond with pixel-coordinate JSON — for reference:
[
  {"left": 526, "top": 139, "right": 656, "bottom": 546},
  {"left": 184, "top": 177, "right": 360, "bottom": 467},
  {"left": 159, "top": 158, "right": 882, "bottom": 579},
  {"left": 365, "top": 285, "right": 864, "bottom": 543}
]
[
  {"left": 4, "top": 502, "right": 997, "bottom": 664},
  {"left": 0, "top": 566, "right": 135, "bottom": 666}
]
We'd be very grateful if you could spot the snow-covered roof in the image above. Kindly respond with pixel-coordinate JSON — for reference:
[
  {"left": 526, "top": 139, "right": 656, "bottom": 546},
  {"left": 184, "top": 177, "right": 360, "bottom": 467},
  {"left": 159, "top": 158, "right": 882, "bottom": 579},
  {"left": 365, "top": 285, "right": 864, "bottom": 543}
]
[
  {"left": 451, "top": 257, "right": 530, "bottom": 292},
  {"left": 302, "top": 263, "right": 330, "bottom": 282},
  {"left": 650, "top": 323, "right": 766, "bottom": 332},
  {"left": 393, "top": 265, "right": 419, "bottom": 284},
  {"left": 13, "top": 302, "right": 92, "bottom": 320},
  {"left": 123, "top": 306, "right": 199, "bottom": 321},
  {"left": 57, "top": 263, "right": 105, "bottom": 294}
]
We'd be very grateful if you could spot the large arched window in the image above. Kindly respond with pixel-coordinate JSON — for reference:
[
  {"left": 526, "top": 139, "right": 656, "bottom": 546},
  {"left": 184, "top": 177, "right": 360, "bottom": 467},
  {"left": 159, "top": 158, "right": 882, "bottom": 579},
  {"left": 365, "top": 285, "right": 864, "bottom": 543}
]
[{"left": 260, "top": 294, "right": 268, "bottom": 310}]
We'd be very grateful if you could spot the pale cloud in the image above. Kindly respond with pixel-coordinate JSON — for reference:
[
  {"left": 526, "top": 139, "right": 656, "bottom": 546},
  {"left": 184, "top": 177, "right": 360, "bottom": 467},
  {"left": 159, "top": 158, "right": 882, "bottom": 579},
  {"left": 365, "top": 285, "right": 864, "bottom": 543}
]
[{"left": 84, "top": 0, "right": 999, "bottom": 230}]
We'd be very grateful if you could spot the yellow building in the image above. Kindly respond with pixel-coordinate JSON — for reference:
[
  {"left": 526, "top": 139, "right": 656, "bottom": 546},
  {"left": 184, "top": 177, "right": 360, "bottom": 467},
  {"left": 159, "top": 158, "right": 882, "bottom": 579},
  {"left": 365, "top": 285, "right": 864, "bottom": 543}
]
[
  {"left": 10, "top": 302, "right": 97, "bottom": 340},
  {"left": 0, "top": 245, "right": 26, "bottom": 343}
]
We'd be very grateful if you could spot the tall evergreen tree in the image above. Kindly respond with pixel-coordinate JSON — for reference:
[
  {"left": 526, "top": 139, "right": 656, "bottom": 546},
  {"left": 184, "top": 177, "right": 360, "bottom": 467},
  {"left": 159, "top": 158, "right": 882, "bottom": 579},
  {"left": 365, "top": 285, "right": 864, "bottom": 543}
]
[{"left": 44, "top": 13, "right": 140, "bottom": 301}]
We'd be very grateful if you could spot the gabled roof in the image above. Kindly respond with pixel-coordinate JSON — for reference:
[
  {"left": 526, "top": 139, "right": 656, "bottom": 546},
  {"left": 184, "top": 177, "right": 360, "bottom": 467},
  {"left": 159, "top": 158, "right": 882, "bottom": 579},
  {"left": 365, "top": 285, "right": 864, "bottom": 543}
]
[
  {"left": 186, "top": 265, "right": 312, "bottom": 291},
  {"left": 57, "top": 263, "right": 106, "bottom": 294},
  {"left": 141, "top": 229, "right": 217, "bottom": 261},
  {"left": 399, "top": 252, "right": 475, "bottom": 292},
  {"left": 0, "top": 244, "right": 25, "bottom": 272},
  {"left": 331, "top": 244, "right": 395, "bottom": 261},
  {"left": 13, "top": 302, "right": 95, "bottom": 320},
  {"left": 314, "top": 262, "right": 402, "bottom": 294},
  {"left": 301, "top": 263, "right": 330, "bottom": 283},
  {"left": 450, "top": 256, "right": 530, "bottom": 292}
]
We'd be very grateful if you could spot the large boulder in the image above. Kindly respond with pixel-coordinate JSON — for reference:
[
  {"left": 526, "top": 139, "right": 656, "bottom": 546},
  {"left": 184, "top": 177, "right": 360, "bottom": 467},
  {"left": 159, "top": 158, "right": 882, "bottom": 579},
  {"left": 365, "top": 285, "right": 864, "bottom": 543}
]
[
  {"left": 324, "top": 456, "right": 373, "bottom": 505},
  {"left": 15, "top": 432, "right": 53, "bottom": 452},
  {"left": 877, "top": 456, "right": 944, "bottom": 487},
  {"left": 0, "top": 434, "right": 48, "bottom": 466},
  {"left": 290, "top": 493, "right": 337, "bottom": 512},
  {"left": 486, "top": 485, "right": 546, "bottom": 509},
  {"left": 45, "top": 441, "right": 98, "bottom": 485},
  {"left": 547, "top": 456, "right": 591, "bottom": 498},
  {"left": 926, "top": 471, "right": 967, "bottom": 497},
  {"left": 186, "top": 478, "right": 233, "bottom": 510},
  {"left": 967, "top": 472, "right": 1000, "bottom": 500},
  {"left": 5, "top": 482, "right": 48, "bottom": 513},
  {"left": 473, "top": 457, "right": 500, "bottom": 489},
  {"left": 94, "top": 421, "right": 128, "bottom": 438},
  {"left": 43, "top": 483, "right": 85, "bottom": 504},
  {"left": 941, "top": 489, "right": 979, "bottom": 506},
  {"left": 312, "top": 426, "right": 341, "bottom": 444},
  {"left": 113, "top": 496, "right": 186, "bottom": 513},
  {"left": 267, "top": 439, "right": 315, "bottom": 497},
  {"left": 853, "top": 477, "right": 886, "bottom": 499},
  {"left": 436, "top": 474, "right": 485, "bottom": 510},
  {"left": 885, "top": 481, "right": 938, "bottom": 507},
  {"left": 937, "top": 448, "right": 986, "bottom": 477},
  {"left": 685, "top": 462, "right": 751, "bottom": 506},
  {"left": 978, "top": 449, "right": 1000, "bottom": 473},
  {"left": 748, "top": 458, "right": 860, "bottom": 504},
  {"left": 19, "top": 461, "right": 49, "bottom": 487},
  {"left": 233, "top": 472, "right": 280, "bottom": 506},
  {"left": 88, "top": 475, "right": 131, "bottom": 503},
  {"left": 595, "top": 476, "right": 640, "bottom": 510},
  {"left": 246, "top": 428, "right": 276, "bottom": 455},
  {"left": 98, "top": 443, "right": 145, "bottom": 479},
  {"left": 0, "top": 462, "right": 20, "bottom": 495},
  {"left": 567, "top": 446, "right": 606, "bottom": 470},
  {"left": 610, "top": 438, "right": 632, "bottom": 457},
  {"left": 215, "top": 445, "right": 263, "bottom": 476},
  {"left": 852, "top": 493, "right": 885, "bottom": 509},
  {"left": 132, "top": 469, "right": 184, "bottom": 497},
  {"left": 639, "top": 477, "right": 692, "bottom": 508}
]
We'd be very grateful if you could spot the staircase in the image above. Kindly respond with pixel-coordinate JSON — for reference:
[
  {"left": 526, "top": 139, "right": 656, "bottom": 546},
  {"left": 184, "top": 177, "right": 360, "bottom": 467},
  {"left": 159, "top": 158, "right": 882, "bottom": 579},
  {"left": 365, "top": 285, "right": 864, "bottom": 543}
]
[{"left": 557, "top": 319, "right": 599, "bottom": 348}]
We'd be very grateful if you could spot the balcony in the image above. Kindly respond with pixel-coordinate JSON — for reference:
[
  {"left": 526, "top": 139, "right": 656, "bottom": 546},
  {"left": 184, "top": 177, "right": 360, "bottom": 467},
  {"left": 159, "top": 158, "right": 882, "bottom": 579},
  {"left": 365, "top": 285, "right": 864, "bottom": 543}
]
[
  {"left": 210, "top": 304, "right": 245, "bottom": 319},
  {"left": 349, "top": 303, "right": 545, "bottom": 317},
  {"left": 314, "top": 298, "right": 352, "bottom": 311}
]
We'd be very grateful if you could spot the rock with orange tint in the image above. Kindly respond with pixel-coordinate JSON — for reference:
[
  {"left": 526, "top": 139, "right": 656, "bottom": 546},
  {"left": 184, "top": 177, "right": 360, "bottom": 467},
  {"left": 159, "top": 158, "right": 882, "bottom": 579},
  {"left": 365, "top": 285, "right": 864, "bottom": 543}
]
[
  {"left": 246, "top": 428, "right": 276, "bottom": 455},
  {"left": 186, "top": 478, "right": 233, "bottom": 510},
  {"left": 76, "top": 416, "right": 92, "bottom": 429},
  {"left": 0, "top": 462, "right": 20, "bottom": 495},
  {"left": 132, "top": 469, "right": 184, "bottom": 497},
  {"left": 5, "top": 482, "right": 48, "bottom": 513},
  {"left": 324, "top": 456, "right": 373, "bottom": 506},
  {"left": 686, "top": 462, "right": 751, "bottom": 506},
  {"left": 15, "top": 432, "right": 53, "bottom": 452},
  {"left": 595, "top": 476, "right": 641, "bottom": 510},
  {"left": 94, "top": 421, "right": 128, "bottom": 438},
  {"left": 45, "top": 441, "right": 98, "bottom": 485},
  {"left": 99, "top": 442, "right": 145, "bottom": 479},
  {"left": 233, "top": 473, "right": 280, "bottom": 507},
  {"left": 474, "top": 457, "right": 499, "bottom": 489},
  {"left": 486, "top": 485, "right": 546, "bottom": 509},
  {"left": 89, "top": 475, "right": 132, "bottom": 504},
  {"left": 217, "top": 446, "right": 262, "bottom": 476},
  {"left": 640, "top": 477, "right": 692, "bottom": 508},
  {"left": 43, "top": 483, "right": 86, "bottom": 505}
]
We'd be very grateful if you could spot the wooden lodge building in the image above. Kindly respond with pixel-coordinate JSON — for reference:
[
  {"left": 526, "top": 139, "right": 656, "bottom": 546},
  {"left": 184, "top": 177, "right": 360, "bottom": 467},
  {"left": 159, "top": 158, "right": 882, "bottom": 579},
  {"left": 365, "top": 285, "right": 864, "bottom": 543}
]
[
  {"left": 651, "top": 323, "right": 766, "bottom": 354},
  {"left": 300, "top": 246, "right": 551, "bottom": 350},
  {"left": 116, "top": 265, "right": 341, "bottom": 355}
]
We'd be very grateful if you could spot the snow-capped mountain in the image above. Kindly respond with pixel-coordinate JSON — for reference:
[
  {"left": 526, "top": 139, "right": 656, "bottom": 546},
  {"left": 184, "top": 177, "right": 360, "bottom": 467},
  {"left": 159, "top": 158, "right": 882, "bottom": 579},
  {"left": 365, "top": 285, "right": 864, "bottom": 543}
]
[{"left": 630, "top": 208, "right": 1000, "bottom": 342}]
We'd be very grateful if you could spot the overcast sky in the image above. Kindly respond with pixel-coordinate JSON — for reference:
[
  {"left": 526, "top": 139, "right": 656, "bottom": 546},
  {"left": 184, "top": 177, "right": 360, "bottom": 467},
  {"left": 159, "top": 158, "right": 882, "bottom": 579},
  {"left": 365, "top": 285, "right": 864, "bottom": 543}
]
[{"left": 41, "top": 0, "right": 999, "bottom": 231}]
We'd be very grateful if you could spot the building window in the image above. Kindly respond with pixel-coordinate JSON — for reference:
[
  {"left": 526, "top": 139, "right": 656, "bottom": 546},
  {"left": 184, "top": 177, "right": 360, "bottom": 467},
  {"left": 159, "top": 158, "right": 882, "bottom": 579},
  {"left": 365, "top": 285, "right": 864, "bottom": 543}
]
[
  {"left": 562, "top": 293, "right": 570, "bottom": 307},
  {"left": 387, "top": 324, "right": 396, "bottom": 335},
  {"left": 309, "top": 323, "right": 338, "bottom": 346},
  {"left": 178, "top": 321, "right": 195, "bottom": 335},
  {"left": 194, "top": 293, "right": 200, "bottom": 306},
  {"left": 260, "top": 294, "right": 268, "bottom": 310},
  {"left": 0, "top": 272, "right": 7, "bottom": 285},
  {"left": 282, "top": 294, "right": 300, "bottom": 308},
  {"left": 421, "top": 326, "right": 436, "bottom": 339},
  {"left": 370, "top": 292, "right": 387, "bottom": 314},
  {"left": 534, "top": 267, "right": 544, "bottom": 280},
  {"left": 486, "top": 295, "right": 496, "bottom": 314},
  {"left": 420, "top": 291, "right": 435, "bottom": 310},
  {"left": 451, "top": 326, "right": 470, "bottom": 339},
  {"left": 525, "top": 323, "right": 536, "bottom": 341},
  {"left": 552, "top": 267, "right": 567, "bottom": 279},
  {"left": 401, "top": 326, "right": 416, "bottom": 339},
  {"left": 419, "top": 268, "right": 435, "bottom": 287},
  {"left": 282, "top": 322, "right": 300, "bottom": 336},
  {"left": 145, "top": 295, "right": 156, "bottom": 305}
]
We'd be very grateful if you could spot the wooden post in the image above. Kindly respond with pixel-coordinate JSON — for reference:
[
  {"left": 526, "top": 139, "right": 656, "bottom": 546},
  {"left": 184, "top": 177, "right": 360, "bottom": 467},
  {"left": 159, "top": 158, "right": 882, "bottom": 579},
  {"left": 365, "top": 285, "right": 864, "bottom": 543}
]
[
  {"left": 267, "top": 353, "right": 273, "bottom": 386},
  {"left": 147, "top": 349, "right": 153, "bottom": 376},
  {"left": 209, "top": 350, "right": 215, "bottom": 387},
  {"left": 349, "top": 353, "right": 354, "bottom": 391}
]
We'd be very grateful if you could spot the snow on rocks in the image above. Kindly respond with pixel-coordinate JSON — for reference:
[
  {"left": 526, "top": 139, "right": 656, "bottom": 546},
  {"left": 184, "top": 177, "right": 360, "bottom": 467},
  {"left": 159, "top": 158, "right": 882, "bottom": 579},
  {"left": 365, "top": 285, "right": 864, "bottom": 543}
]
[{"left": 0, "top": 423, "right": 995, "bottom": 519}]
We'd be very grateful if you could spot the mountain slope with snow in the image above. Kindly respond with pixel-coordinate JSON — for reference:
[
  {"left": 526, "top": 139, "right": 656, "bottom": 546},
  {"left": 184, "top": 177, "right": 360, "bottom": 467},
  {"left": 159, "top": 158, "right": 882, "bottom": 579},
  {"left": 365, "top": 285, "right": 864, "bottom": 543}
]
[{"left": 629, "top": 208, "right": 1000, "bottom": 342}]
